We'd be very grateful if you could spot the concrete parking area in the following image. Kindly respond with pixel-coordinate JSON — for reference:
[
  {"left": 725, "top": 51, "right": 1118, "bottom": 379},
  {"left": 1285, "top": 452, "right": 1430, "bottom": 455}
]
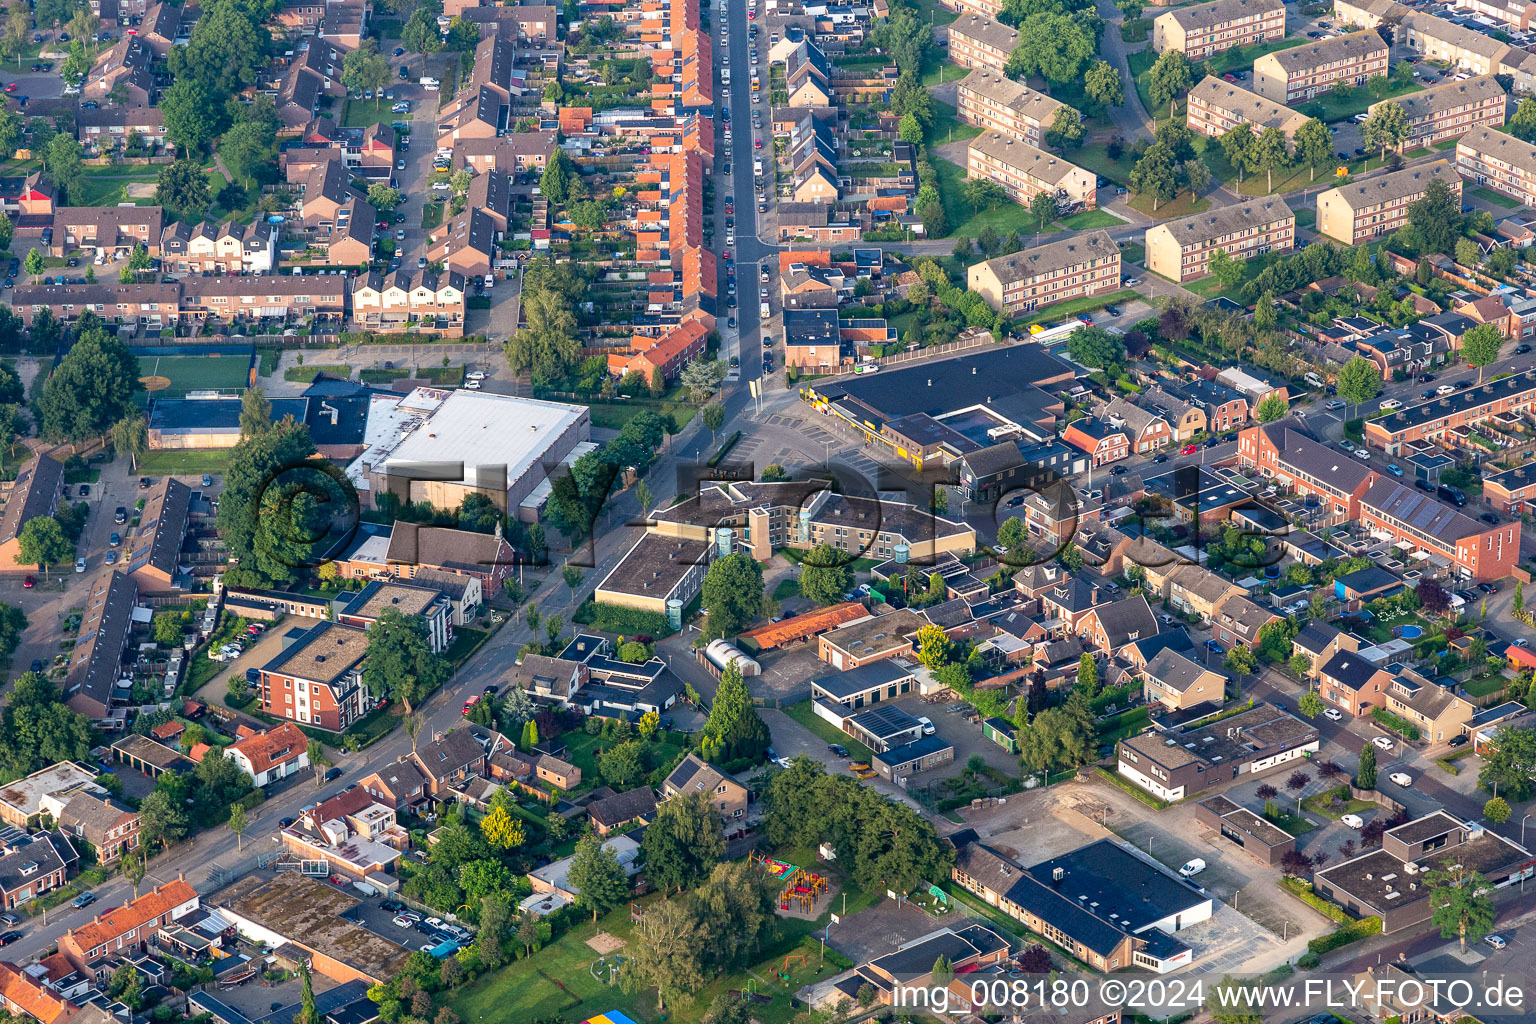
[{"left": 193, "top": 615, "right": 325, "bottom": 706}]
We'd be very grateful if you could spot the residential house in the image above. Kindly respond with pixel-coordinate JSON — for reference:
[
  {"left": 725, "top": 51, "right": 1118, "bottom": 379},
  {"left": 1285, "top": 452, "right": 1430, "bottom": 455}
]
[
  {"left": 1317, "top": 650, "right": 1394, "bottom": 714},
  {"left": 660, "top": 754, "right": 749, "bottom": 823},
  {"left": 967, "top": 132, "right": 1097, "bottom": 211},
  {"left": 59, "top": 880, "right": 200, "bottom": 972},
  {"left": 1317, "top": 160, "right": 1463, "bottom": 245},
  {"left": 256, "top": 621, "right": 374, "bottom": 732},
  {"left": 223, "top": 723, "right": 311, "bottom": 788},
  {"left": 1375, "top": 76, "right": 1507, "bottom": 147},
  {"left": 955, "top": 69, "right": 1066, "bottom": 148},
  {"left": 1186, "top": 76, "right": 1310, "bottom": 143},
  {"left": 56, "top": 792, "right": 140, "bottom": 864}
]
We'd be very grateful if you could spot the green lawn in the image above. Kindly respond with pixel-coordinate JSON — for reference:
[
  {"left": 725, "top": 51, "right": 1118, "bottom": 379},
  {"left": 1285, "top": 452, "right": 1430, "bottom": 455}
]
[
  {"left": 1120, "top": 242, "right": 1146, "bottom": 266},
  {"left": 771, "top": 577, "right": 801, "bottom": 601},
  {"left": 921, "top": 59, "right": 966, "bottom": 87},
  {"left": 139, "top": 354, "right": 253, "bottom": 397},
  {"left": 932, "top": 156, "right": 1055, "bottom": 239},
  {"left": 136, "top": 450, "right": 235, "bottom": 475},
  {"left": 448, "top": 871, "right": 874, "bottom": 1024},
  {"left": 1463, "top": 673, "right": 1508, "bottom": 698},
  {"left": 1297, "top": 80, "right": 1424, "bottom": 124},
  {"left": 1181, "top": 250, "right": 1286, "bottom": 301},
  {"left": 587, "top": 399, "right": 698, "bottom": 432},
  {"left": 1433, "top": 138, "right": 1461, "bottom": 151},
  {"left": 1296, "top": 208, "right": 1317, "bottom": 228},
  {"left": 341, "top": 97, "right": 394, "bottom": 127},
  {"left": 1071, "top": 143, "right": 1135, "bottom": 188},
  {"left": 1128, "top": 190, "right": 1209, "bottom": 219},
  {"left": 1120, "top": 17, "right": 1150, "bottom": 42},
  {"left": 926, "top": 99, "right": 982, "bottom": 149},
  {"left": 1265, "top": 808, "right": 1318, "bottom": 836},
  {"left": 911, "top": 0, "right": 957, "bottom": 24},
  {"left": 782, "top": 699, "right": 875, "bottom": 763},
  {"left": 72, "top": 171, "right": 160, "bottom": 207},
  {"left": 1473, "top": 186, "right": 1522, "bottom": 209},
  {"left": 1057, "top": 208, "right": 1125, "bottom": 230},
  {"left": 1302, "top": 785, "right": 1376, "bottom": 819},
  {"left": 421, "top": 202, "right": 446, "bottom": 230},
  {"left": 1020, "top": 288, "right": 1141, "bottom": 329},
  {"left": 284, "top": 365, "right": 352, "bottom": 383}
]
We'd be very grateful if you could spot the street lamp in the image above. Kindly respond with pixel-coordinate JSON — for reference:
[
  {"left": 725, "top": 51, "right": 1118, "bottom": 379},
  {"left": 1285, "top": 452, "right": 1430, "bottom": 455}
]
[{"left": 1522, "top": 813, "right": 1532, "bottom": 847}]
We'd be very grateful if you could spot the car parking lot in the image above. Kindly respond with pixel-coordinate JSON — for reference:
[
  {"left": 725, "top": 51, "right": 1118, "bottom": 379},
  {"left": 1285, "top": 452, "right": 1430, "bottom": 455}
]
[{"left": 344, "top": 893, "right": 474, "bottom": 952}]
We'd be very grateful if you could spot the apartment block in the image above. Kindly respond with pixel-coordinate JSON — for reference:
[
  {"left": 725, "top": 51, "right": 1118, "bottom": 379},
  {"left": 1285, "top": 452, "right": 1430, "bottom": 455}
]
[
  {"left": 1359, "top": 479, "right": 1519, "bottom": 581},
  {"left": 1187, "top": 76, "right": 1311, "bottom": 143},
  {"left": 1316, "top": 160, "right": 1462, "bottom": 245},
  {"left": 1375, "top": 75, "right": 1507, "bottom": 146},
  {"left": 1252, "top": 30, "right": 1389, "bottom": 103},
  {"left": 1152, "top": 0, "right": 1285, "bottom": 61},
  {"left": 947, "top": 13, "right": 1019, "bottom": 74},
  {"left": 940, "top": 0, "right": 1004, "bottom": 17},
  {"left": 1144, "top": 198, "right": 1294, "bottom": 283},
  {"left": 966, "top": 131, "right": 1097, "bottom": 211},
  {"left": 1456, "top": 128, "right": 1536, "bottom": 206},
  {"left": 967, "top": 230, "right": 1121, "bottom": 315},
  {"left": 955, "top": 69, "right": 1065, "bottom": 148}
]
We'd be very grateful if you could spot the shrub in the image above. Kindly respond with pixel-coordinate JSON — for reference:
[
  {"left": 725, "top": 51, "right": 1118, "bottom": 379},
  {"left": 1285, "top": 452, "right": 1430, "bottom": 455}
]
[{"left": 1370, "top": 707, "right": 1421, "bottom": 741}]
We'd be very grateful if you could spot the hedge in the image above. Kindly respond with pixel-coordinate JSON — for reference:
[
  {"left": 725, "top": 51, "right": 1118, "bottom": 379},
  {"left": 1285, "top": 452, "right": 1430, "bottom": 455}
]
[
  {"left": 1279, "top": 877, "right": 1347, "bottom": 923},
  {"left": 1307, "top": 914, "right": 1382, "bottom": 956},
  {"left": 571, "top": 600, "right": 674, "bottom": 637},
  {"left": 1094, "top": 765, "right": 1173, "bottom": 810},
  {"left": 1371, "top": 707, "right": 1422, "bottom": 741},
  {"left": 707, "top": 431, "right": 742, "bottom": 467}
]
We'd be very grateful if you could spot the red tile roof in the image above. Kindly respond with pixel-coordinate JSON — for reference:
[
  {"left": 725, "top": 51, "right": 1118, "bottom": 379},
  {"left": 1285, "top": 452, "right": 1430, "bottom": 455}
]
[
  {"left": 227, "top": 722, "right": 308, "bottom": 776},
  {"left": 0, "top": 961, "right": 77, "bottom": 1024},
  {"left": 65, "top": 879, "right": 198, "bottom": 953}
]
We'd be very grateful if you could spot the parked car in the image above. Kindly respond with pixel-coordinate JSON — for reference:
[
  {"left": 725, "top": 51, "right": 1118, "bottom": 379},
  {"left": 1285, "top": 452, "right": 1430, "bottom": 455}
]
[
  {"left": 74, "top": 557, "right": 86, "bottom": 573},
  {"left": 1379, "top": 399, "right": 1401, "bottom": 410},
  {"left": 916, "top": 716, "right": 936, "bottom": 736},
  {"left": 0, "top": 932, "right": 21, "bottom": 947},
  {"left": 1323, "top": 707, "right": 1342, "bottom": 721},
  {"left": 1389, "top": 772, "right": 1413, "bottom": 786},
  {"left": 1181, "top": 443, "right": 1198, "bottom": 454},
  {"left": 1486, "top": 934, "right": 1507, "bottom": 950},
  {"left": 1372, "top": 735, "right": 1395, "bottom": 750},
  {"left": 1341, "top": 813, "right": 1365, "bottom": 829},
  {"left": 1447, "top": 734, "right": 1469, "bottom": 747},
  {"left": 71, "top": 892, "right": 97, "bottom": 909}
]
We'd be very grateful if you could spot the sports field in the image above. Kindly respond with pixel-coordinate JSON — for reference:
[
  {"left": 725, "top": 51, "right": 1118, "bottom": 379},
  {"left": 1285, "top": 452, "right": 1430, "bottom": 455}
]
[{"left": 137, "top": 354, "right": 253, "bottom": 399}]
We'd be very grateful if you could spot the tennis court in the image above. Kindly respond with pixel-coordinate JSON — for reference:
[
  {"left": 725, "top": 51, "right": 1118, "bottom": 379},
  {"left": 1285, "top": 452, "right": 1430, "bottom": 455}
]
[{"left": 137, "top": 354, "right": 254, "bottom": 399}]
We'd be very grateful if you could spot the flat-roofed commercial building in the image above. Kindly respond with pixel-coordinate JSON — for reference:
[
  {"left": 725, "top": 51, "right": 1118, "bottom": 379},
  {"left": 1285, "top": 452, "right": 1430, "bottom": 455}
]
[
  {"left": 1316, "top": 160, "right": 1462, "bottom": 245},
  {"left": 1152, "top": 0, "right": 1285, "bottom": 61},
  {"left": 1186, "top": 75, "right": 1310, "bottom": 143},
  {"left": 966, "top": 131, "right": 1097, "bottom": 211},
  {"left": 1456, "top": 128, "right": 1536, "bottom": 205},
  {"left": 955, "top": 69, "right": 1065, "bottom": 148},
  {"left": 1145, "top": 198, "right": 1294, "bottom": 283},
  {"left": 1253, "top": 30, "right": 1389, "bottom": 103},
  {"left": 967, "top": 229, "right": 1121, "bottom": 315},
  {"left": 947, "top": 13, "right": 1018, "bottom": 74},
  {"left": 1364, "top": 369, "right": 1536, "bottom": 451},
  {"left": 1374, "top": 75, "right": 1507, "bottom": 146}
]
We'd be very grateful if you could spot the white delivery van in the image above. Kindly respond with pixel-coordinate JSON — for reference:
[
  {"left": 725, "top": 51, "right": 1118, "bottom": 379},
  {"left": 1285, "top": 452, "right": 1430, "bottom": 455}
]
[
  {"left": 1178, "top": 859, "right": 1206, "bottom": 878},
  {"left": 420, "top": 77, "right": 440, "bottom": 90},
  {"left": 760, "top": 301, "right": 770, "bottom": 318},
  {"left": 753, "top": 158, "right": 763, "bottom": 174}
]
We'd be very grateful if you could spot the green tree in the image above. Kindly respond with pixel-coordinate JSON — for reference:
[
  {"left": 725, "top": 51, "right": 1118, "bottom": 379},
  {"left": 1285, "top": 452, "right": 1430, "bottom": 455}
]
[
  {"left": 701, "top": 552, "right": 763, "bottom": 638},
  {"left": 138, "top": 789, "right": 189, "bottom": 850},
  {"left": 18, "top": 517, "right": 73, "bottom": 571},
  {"left": 1478, "top": 726, "right": 1536, "bottom": 801},
  {"left": 1426, "top": 863, "right": 1496, "bottom": 950},
  {"left": 1483, "top": 796, "right": 1511, "bottom": 824},
  {"left": 1336, "top": 356, "right": 1383, "bottom": 418},
  {"left": 1296, "top": 118, "right": 1334, "bottom": 181},
  {"left": 367, "top": 183, "right": 404, "bottom": 210},
  {"left": 619, "top": 898, "right": 707, "bottom": 1012},
  {"left": 43, "top": 134, "right": 84, "bottom": 206},
  {"left": 997, "top": 516, "right": 1026, "bottom": 553},
  {"left": 598, "top": 739, "right": 644, "bottom": 787},
  {"left": 295, "top": 962, "right": 321, "bottom": 1024},
  {"left": 1254, "top": 126, "right": 1289, "bottom": 192},
  {"left": 567, "top": 834, "right": 630, "bottom": 925},
  {"left": 1362, "top": 101, "right": 1410, "bottom": 158},
  {"left": 640, "top": 791, "right": 725, "bottom": 894},
  {"left": 1225, "top": 645, "right": 1257, "bottom": 676},
  {"left": 341, "top": 38, "right": 392, "bottom": 96},
  {"left": 1066, "top": 325, "right": 1126, "bottom": 368},
  {"left": 1219, "top": 124, "right": 1255, "bottom": 184},
  {"left": 1298, "top": 692, "right": 1325, "bottom": 719},
  {"left": 220, "top": 120, "right": 277, "bottom": 187},
  {"left": 401, "top": 8, "right": 443, "bottom": 74},
  {"left": 897, "top": 112, "right": 923, "bottom": 145},
  {"left": 701, "top": 662, "right": 771, "bottom": 763},
  {"left": 1357, "top": 740, "right": 1377, "bottom": 790},
  {"left": 1084, "top": 59, "right": 1124, "bottom": 111},
  {"left": 155, "top": 159, "right": 213, "bottom": 219},
  {"left": 1255, "top": 393, "right": 1288, "bottom": 422},
  {"left": 1510, "top": 96, "right": 1536, "bottom": 142},
  {"left": 1146, "top": 49, "right": 1196, "bottom": 120},
  {"left": 1460, "top": 323, "right": 1504, "bottom": 383},
  {"left": 1047, "top": 106, "right": 1084, "bottom": 152},
  {"left": 1077, "top": 653, "right": 1099, "bottom": 696},
  {"left": 1005, "top": 13, "right": 1095, "bottom": 83},
  {"left": 798, "top": 542, "right": 855, "bottom": 605},
  {"left": 1129, "top": 142, "right": 1178, "bottom": 210},
  {"left": 161, "top": 79, "right": 224, "bottom": 153},
  {"left": 1028, "top": 189, "right": 1057, "bottom": 233},
  {"left": 1207, "top": 248, "right": 1245, "bottom": 289},
  {"left": 109, "top": 413, "right": 147, "bottom": 472},
  {"left": 23, "top": 247, "right": 42, "bottom": 283},
  {"left": 1407, "top": 177, "right": 1463, "bottom": 256},
  {"left": 479, "top": 805, "right": 526, "bottom": 850},
  {"left": 361, "top": 608, "right": 451, "bottom": 713},
  {"left": 1181, "top": 157, "right": 1211, "bottom": 199}
]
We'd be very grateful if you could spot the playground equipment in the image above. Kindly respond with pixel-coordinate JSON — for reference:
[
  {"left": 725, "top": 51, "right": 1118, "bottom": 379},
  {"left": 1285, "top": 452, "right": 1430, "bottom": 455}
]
[{"left": 751, "top": 852, "right": 831, "bottom": 913}]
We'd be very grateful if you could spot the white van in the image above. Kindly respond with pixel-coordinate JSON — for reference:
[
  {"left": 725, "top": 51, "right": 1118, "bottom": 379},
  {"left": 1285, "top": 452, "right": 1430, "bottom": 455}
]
[
  {"left": 760, "top": 301, "right": 770, "bottom": 318},
  {"left": 1178, "top": 859, "right": 1206, "bottom": 878},
  {"left": 420, "top": 77, "right": 440, "bottom": 90},
  {"left": 753, "top": 158, "right": 763, "bottom": 175}
]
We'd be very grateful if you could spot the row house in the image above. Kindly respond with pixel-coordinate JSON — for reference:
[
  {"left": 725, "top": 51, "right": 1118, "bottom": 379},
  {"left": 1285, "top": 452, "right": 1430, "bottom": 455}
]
[
  {"left": 160, "top": 219, "right": 279, "bottom": 275},
  {"left": 1359, "top": 478, "right": 1519, "bottom": 580},
  {"left": 257, "top": 621, "right": 375, "bottom": 732},
  {"left": 1210, "top": 593, "right": 1280, "bottom": 650},
  {"left": 351, "top": 269, "right": 468, "bottom": 336},
  {"left": 9, "top": 282, "right": 182, "bottom": 329},
  {"left": 86, "top": 36, "right": 157, "bottom": 107},
  {"left": 940, "top": 0, "right": 1003, "bottom": 16},
  {"left": 177, "top": 275, "right": 348, "bottom": 326},
  {"left": 1103, "top": 397, "right": 1172, "bottom": 455},
  {"left": 1252, "top": 30, "right": 1389, "bottom": 104},
  {"left": 1239, "top": 420, "right": 1380, "bottom": 519},
  {"left": 966, "top": 131, "right": 1097, "bottom": 212},
  {"left": 1140, "top": 386, "right": 1207, "bottom": 441},
  {"left": 776, "top": 202, "right": 865, "bottom": 242},
  {"left": 608, "top": 317, "right": 710, "bottom": 381},
  {"left": 1317, "top": 648, "right": 1391, "bottom": 715},
  {"left": 320, "top": 0, "right": 368, "bottom": 48},
  {"left": 50, "top": 206, "right": 164, "bottom": 259},
  {"left": 947, "top": 14, "right": 1019, "bottom": 74},
  {"left": 437, "top": 36, "right": 520, "bottom": 143},
  {"left": 1186, "top": 76, "right": 1310, "bottom": 145},
  {"left": 59, "top": 880, "right": 199, "bottom": 972},
  {"left": 271, "top": 41, "right": 351, "bottom": 132},
  {"left": 1456, "top": 0, "right": 1534, "bottom": 29},
  {"left": 453, "top": 131, "right": 559, "bottom": 176},
  {"left": 277, "top": 0, "right": 327, "bottom": 34},
  {"left": 1167, "top": 566, "right": 1242, "bottom": 623},
  {"left": 1317, "top": 159, "right": 1462, "bottom": 245},
  {"left": 1364, "top": 369, "right": 1536, "bottom": 451},
  {"left": 1142, "top": 647, "right": 1228, "bottom": 710},
  {"left": 1153, "top": 0, "right": 1286, "bottom": 61},
  {"left": 1483, "top": 463, "right": 1536, "bottom": 515},
  {"left": 1456, "top": 128, "right": 1536, "bottom": 207},
  {"left": 1145, "top": 198, "right": 1293, "bottom": 283},
  {"left": 76, "top": 105, "right": 169, "bottom": 157},
  {"left": 1382, "top": 673, "right": 1475, "bottom": 743},
  {"left": 1376, "top": 75, "right": 1507, "bottom": 147},
  {"left": 137, "top": 1, "right": 185, "bottom": 56},
  {"left": 1158, "top": 377, "right": 1249, "bottom": 434},
  {"left": 966, "top": 229, "right": 1120, "bottom": 315},
  {"left": 453, "top": 3, "right": 557, "bottom": 43},
  {"left": 955, "top": 70, "right": 1066, "bottom": 149},
  {"left": 1062, "top": 417, "right": 1129, "bottom": 466},
  {"left": 1396, "top": 11, "right": 1530, "bottom": 81}
]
